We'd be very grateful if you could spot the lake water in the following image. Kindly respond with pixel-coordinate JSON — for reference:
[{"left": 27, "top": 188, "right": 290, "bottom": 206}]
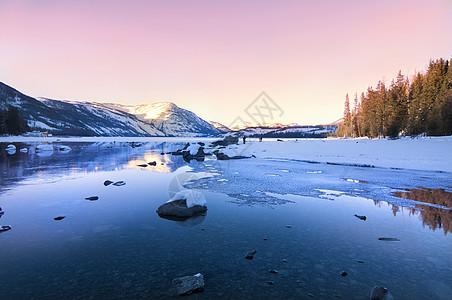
[{"left": 0, "top": 141, "right": 451, "bottom": 299}]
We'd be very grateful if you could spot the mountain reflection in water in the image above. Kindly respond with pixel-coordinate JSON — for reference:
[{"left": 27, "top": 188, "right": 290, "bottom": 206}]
[
  {"left": 376, "top": 188, "right": 452, "bottom": 235},
  {"left": 0, "top": 141, "right": 188, "bottom": 193}
]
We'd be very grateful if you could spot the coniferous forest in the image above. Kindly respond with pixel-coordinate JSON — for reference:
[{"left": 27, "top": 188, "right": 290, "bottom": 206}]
[
  {"left": 337, "top": 58, "right": 452, "bottom": 138},
  {"left": 0, "top": 105, "right": 30, "bottom": 135}
]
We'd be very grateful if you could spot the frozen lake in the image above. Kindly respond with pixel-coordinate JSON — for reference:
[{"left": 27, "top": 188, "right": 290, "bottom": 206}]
[{"left": 0, "top": 138, "right": 451, "bottom": 299}]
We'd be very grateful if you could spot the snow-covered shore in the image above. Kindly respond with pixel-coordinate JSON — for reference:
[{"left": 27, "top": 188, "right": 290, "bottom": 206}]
[{"left": 1, "top": 135, "right": 451, "bottom": 173}]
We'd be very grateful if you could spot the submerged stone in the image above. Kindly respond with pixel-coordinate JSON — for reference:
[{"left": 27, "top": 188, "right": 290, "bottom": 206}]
[
  {"left": 245, "top": 250, "right": 257, "bottom": 260},
  {"left": 170, "top": 273, "right": 204, "bottom": 296},
  {"left": 378, "top": 237, "right": 400, "bottom": 242},
  {"left": 370, "top": 286, "right": 394, "bottom": 300}
]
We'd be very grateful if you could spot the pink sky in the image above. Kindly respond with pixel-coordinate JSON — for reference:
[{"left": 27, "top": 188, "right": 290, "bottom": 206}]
[{"left": 1, "top": 0, "right": 451, "bottom": 126}]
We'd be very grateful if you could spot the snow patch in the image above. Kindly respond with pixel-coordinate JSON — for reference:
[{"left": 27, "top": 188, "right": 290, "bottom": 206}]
[{"left": 167, "top": 189, "right": 207, "bottom": 208}]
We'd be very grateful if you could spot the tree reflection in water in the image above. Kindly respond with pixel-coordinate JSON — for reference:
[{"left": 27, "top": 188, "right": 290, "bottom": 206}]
[{"left": 375, "top": 188, "right": 452, "bottom": 235}]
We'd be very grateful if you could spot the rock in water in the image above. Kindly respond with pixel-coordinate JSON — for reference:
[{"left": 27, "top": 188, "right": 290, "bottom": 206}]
[
  {"left": 170, "top": 273, "right": 204, "bottom": 296},
  {"left": 370, "top": 286, "right": 394, "bottom": 300},
  {"left": 113, "top": 181, "right": 126, "bottom": 186},
  {"left": 148, "top": 161, "right": 157, "bottom": 166},
  {"left": 85, "top": 196, "right": 99, "bottom": 201},
  {"left": 5, "top": 144, "right": 16, "bottom": 151},
  {"left": 341, "top": 271, "right": 348, "bottom": 277},
  {"left": 54, "top": 216, "right": 65, "bottom": 221},
  {"left": 0, "top": 225, "right": 12, "bottom": 232},
  {"left": 354, "top": 214, "right": 367, "bottom": 221},
  {"left": 137, "top": 164, "right": 148, "bottom": 167},
  {"left": 156, "top": 200, "right": 207, "bottom": 220},
  {"left": 104, "top": 180, "right": 114, "bottom": 186},
  {"left": 378, "top": 237, "right": 400, "bottom": 242},
  {"left": 269, "top": 269, "right": 278, "bottom": 274},
  {"left": 245, "top": 250, "right": 257, "bottom": 259}
]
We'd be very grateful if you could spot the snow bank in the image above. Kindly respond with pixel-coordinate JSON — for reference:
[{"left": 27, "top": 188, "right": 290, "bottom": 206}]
[{"left": 167, "top": 190, "right": 207, "bottom": 208}]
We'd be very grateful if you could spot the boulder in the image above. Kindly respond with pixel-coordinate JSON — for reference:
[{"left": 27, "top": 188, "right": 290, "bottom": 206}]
[
  {"left": 170, "top": 273, "right": 204, "bottom": 296},
  {"left": 156, "top": 200, "right": 207, "bottom": 220}
]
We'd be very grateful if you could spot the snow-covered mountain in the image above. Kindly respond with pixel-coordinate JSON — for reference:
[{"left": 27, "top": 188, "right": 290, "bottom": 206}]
[
  {"left": 0, "top": 81, "right": 220, "bottom": 137},
  {"left": 0, "top": 81, "right": 337, "bottom": 137},
  {"left": 103, "top": 102, "right": 220, "bottom": 136}
]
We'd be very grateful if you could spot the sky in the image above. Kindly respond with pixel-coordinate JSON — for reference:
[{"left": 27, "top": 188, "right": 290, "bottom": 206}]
[{"left": 1, "top": 0, "right": 451, "bottom": 126}]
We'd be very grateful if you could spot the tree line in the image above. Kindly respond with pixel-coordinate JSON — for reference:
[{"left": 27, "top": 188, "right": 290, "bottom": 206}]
[
  {"left": 337, "top": 58, "right": 452, "bottom": 138},
  {"left": 0, "top": 105, "right": 30, "bottom": 135}
]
